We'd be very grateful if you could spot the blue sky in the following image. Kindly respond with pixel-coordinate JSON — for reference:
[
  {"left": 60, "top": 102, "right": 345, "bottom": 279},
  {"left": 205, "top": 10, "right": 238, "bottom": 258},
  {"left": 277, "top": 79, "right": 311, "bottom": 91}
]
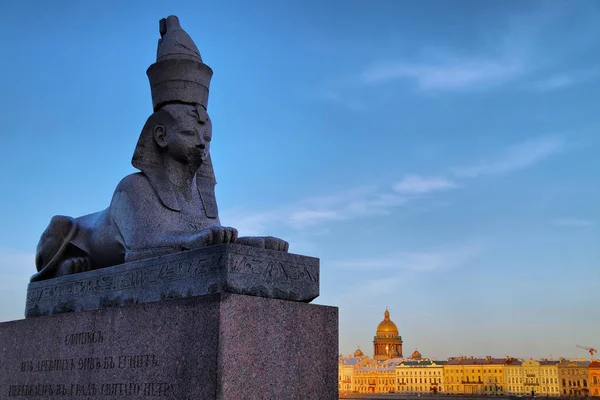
[{"left": 0, "top": 1, "right": 598, "bottom": 360}]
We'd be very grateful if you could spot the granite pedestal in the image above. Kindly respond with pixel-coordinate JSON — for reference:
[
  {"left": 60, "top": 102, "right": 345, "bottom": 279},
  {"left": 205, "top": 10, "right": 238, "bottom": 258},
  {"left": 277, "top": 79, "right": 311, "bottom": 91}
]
[
  {"left": 1, "top": 292, "right": 338, "bottom": 399},
  {"left": 26, "top": 244, "right": 319, "bottom": 318}
]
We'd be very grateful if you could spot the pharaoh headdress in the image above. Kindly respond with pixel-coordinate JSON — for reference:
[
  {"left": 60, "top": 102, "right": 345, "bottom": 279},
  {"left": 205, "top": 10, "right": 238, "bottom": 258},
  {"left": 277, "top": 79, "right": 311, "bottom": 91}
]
[{"left": 132, "top": 16, "right": 218, "bottom": 218}]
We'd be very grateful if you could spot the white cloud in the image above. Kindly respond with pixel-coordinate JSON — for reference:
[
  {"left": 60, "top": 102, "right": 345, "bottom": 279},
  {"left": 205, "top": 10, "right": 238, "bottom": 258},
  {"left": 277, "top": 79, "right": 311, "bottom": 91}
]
[
  {"left": 358, "top": 276, "right": 403, "bottom": 296},
  {"left": 222, "top": 175, "right": 459, "bottom": 235},
  {"left": 552, "top": 218, "right": 596, "bottom": 227},
  {"left": 393, "top": 175, "right": 457, "bottom": 195},
  {"left": 532, "top": 75, "right": 576, "bottom": 92},
  {"left": 224, "top": 134, "right": 568, "bottom": 238},
  {"left": 221, "top": 186, "right": 409, "bottom": 235},
  {"left": 530, "top": 68, "right": 600, "bottom": 92},
  {"left": 363, "top": 58, "right": 524, "bottom": 91},
  {"left": 287, "top": 209, "right": 343, "bottom": 227},
  {"left": 342, "top": 4, "right": 600, "bottom": 98},
  {"left": 219, "top": 207, "right": 274, "bottom": 237},
  {"left": 224, "top": 137, "right": 565, "bottom": 235},
  {"left": 453, "top": 137, "right": 564, "bottom": 178},
  {"left": 330, "top": 242, "right": 485, "bottom": 272}
]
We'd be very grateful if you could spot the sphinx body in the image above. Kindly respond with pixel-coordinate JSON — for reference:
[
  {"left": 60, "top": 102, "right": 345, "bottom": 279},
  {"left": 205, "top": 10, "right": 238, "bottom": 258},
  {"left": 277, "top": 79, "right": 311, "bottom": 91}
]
[
  {"left": 31, "top": 17, "right": 288, "bottom": 282},
  {"left": 33, "top": 104, "right": 288, "bottom": 282},
  {"left": 33, "top": 170, "right": 236, "bottom": 281}
]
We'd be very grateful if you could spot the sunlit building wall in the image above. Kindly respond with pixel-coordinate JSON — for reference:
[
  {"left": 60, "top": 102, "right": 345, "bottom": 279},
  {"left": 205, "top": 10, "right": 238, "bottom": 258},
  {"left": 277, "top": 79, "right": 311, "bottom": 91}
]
[
  {"left": 353, "top": 358, "right": 399, "bottom": 394},
  {"left": 538, "top": 360, "right": 561, "bottom": 397},
  {"left": 338, "top": 353, "right": 363, "bottom": 393},
  {"left": 480, "top": 357, "right": 506, "bottom": 395},
  {"left": 444, "top": 356, "right": 507, "bottom": 395},
  {"left": 520, "top": 359, "right": 545, "bottom": 396},
  {"left": 395, "top": 358, "right": 445, "bottom": 394},
  {"left": 558, "top": 359, "right": 590, "bottom": 397},
  {"left": 506, "top": 359, "right": 524, "bottom": 395},
  {"left": 589, "top": 361, "right": 600, "bottom": 397}
]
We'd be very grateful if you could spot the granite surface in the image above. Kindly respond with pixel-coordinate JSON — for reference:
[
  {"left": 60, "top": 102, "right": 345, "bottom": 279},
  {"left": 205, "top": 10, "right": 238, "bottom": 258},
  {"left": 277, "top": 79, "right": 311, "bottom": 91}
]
[
  {"left": 217, "top": 293, "right": 339, "bottom": 399},
  {"left": 1, "top": 293, "right": 338, "bottom": 399},
  {"left": 26, "top": 244, "right": 319, "bottom": 318}
]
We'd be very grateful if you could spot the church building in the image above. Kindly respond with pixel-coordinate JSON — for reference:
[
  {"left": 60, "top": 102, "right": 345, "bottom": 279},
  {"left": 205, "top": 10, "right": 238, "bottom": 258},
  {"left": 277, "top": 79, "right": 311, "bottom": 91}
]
[{"left": 373, "top": 308, "right": 403, "bottom": 360}]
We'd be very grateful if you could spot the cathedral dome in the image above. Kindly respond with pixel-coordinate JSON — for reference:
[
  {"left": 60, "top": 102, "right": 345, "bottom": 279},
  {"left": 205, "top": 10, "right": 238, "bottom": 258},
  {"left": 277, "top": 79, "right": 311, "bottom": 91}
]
[
  {"left": 353, "top": 348, "right": 364, "bottom": 357},
  {"left": 411, "top": 349, "right": 422, "bottom": 359},
  {"left": 373, "top": 308, "right": 403, "bottom": 360},
  {"left": 376, "top": 309, "right": 399, "bottom": 337}
]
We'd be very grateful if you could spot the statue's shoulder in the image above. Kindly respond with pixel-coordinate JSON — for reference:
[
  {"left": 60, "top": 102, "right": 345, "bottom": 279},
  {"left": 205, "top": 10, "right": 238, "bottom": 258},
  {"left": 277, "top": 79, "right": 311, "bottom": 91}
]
[
  {"left": 114, "top": 172, "right": 153, "bottom": 194},
  {"left": 114, "top": 170, "right": 178, "bottom": 212}
]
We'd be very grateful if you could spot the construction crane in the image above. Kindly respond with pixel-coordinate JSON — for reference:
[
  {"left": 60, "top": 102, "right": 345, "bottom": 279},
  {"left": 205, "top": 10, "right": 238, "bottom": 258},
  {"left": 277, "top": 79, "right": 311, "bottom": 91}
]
[{"left": 576, "top": 345, "right": 597, "bottom": 361}]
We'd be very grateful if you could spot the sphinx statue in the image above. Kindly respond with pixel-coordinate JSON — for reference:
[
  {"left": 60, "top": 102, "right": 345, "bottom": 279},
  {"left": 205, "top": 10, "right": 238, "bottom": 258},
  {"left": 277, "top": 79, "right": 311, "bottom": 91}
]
[{"left": 31, "top": 16, "right": 288, "bottom": 282}]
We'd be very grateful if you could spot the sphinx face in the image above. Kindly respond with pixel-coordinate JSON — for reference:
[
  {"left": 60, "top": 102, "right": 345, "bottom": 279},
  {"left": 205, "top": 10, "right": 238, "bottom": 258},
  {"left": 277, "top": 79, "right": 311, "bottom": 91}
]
[{"left": 165, "top": 105, "right": 212, "bottom": 166}]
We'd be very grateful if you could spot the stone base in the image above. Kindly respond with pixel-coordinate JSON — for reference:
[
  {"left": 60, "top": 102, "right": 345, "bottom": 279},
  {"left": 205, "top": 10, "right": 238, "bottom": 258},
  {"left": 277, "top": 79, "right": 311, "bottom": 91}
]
[
  {"left": 26, "top": 244, "right": 320, "bottom": 318},
  {"left": 0, "top": 293, "right": 338, "bottom": 399}
]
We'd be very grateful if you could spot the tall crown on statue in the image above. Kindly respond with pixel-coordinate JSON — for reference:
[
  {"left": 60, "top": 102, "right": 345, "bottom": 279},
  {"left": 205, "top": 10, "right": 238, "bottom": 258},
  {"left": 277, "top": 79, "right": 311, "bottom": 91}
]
[{"left": 146, "top": 15, "right": 213, "bottom": 111}]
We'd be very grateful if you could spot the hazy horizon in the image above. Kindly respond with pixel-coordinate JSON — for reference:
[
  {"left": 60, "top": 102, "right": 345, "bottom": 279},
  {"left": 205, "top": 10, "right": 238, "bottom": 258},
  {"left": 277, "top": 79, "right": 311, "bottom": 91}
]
[{"left": 0, "top": 0, "right": 598, "bottom": 361}]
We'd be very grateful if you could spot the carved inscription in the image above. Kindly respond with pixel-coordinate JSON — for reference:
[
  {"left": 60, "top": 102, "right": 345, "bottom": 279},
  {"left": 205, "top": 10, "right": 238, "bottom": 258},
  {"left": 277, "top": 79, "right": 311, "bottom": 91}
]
[
  {"left": 20, "top": 354, "right": 158, "bottom": 373},
  {"left": 7, "top": 382, "right": 174, "bottom": 397},
  {"left": 25, "top": 246, "right": 320, "bottom": 314},
  {"left": 8, "top": 330, "right": 174, "bottom": 398},
  {"left": 230, "top": 255, "right": 318, "bottom": 283},
  {"left": 27, "top": 255, "right": 223, "bottom": 305},
  {"left": 65, "top": 331, "right": 103, "bottom": 345}
]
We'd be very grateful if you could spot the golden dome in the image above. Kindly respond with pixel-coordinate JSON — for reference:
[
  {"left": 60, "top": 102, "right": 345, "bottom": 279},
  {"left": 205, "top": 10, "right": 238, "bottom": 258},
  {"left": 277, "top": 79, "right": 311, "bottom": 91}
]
[
  {"left": 411, "top": 349, "right": 422, "bottom": 359},
  {"left": 353, "top": 348, "right": 364, "bottom": 357},
  {"left": 376, "top": 309, "right": 399, "bottom": 336}
]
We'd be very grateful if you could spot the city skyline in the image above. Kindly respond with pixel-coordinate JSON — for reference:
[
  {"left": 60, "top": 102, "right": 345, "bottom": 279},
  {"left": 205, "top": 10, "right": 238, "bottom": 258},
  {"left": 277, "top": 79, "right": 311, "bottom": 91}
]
[
  {"left": 0, "top": 0, "right": 598, "bottom": 360},
  {"left": 342, "top": 308, "right": 598, "bottom": 362}
]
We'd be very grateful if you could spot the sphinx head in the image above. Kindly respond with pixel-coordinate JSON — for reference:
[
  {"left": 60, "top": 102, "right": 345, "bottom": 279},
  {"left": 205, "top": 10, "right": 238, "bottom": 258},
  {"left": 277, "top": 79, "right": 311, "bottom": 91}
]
[{"left": 132, "top": 104, "right": 212, "bottom": 171}]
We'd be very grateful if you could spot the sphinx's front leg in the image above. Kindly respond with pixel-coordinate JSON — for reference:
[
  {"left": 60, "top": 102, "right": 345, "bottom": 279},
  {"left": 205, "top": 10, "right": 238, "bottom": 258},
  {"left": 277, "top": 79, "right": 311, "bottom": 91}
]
[
  {"left": 236, "top": 236, "right": 289, "bottom": 252},
  {"left": 123, "top": 225, "right": 239, "bottom": 263},
  {"left": 183, "top": 225, "right": 239, "bottom": 249},
  {"left": 56, "top": 256, "right": 93, "bottom": 276}
]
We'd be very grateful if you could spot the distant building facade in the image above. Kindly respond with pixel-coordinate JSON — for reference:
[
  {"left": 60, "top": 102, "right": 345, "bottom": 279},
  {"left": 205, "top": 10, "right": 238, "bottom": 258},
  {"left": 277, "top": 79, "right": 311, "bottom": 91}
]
[
  {"left": 589, "top": 361, "right": 600, "bottom": 397},
  {"left": 558, "top": 359, "right": 590, "bottom": 397},
  {"left": 522, "top": 359, "right": 542, "bottom": 396},
  {"left": 506, "top": 358, "right": 524, "bottom": 395},
  {"left": 338, "top": 353, "right": 362, "bottom": 393},
  {"left": 444, "top": 356, "right": 506, "bottom": 395},
  {"left": 353, "top": 357, "right": 401, "bottom": 394},
  {"left": 396, "top": 358, "right": 445, "bottom": 394},
  {"left": 515, "top": 358, "right": 561, "bottom": 396},
  {"left": 538, "top": 360, "right": 561, "bottom": 397}
]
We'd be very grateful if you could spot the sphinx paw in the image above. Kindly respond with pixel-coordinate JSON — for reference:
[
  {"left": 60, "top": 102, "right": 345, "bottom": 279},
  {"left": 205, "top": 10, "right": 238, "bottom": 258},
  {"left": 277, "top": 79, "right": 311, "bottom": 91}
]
[
  {"left": 264, "top": 236, "right": 289, "bottom": 252},
  {"left": 208, "top": 226, "right": 238, "bottom": 245},
  {"left": 59, "top": 257, "right": 92, "bottom": 276},
  {"left": 237, "top": 236, "right": 289, "bottom": 252}
]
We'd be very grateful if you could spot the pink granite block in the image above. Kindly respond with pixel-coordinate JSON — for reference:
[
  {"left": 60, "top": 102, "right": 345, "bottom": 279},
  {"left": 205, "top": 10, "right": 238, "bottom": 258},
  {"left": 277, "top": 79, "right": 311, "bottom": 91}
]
[
  {"left": 0, "top": 293, "right": 338, "bottom": 399},
  {"left": 218, "top": 293, "right": 338, "bottom": 399}
]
